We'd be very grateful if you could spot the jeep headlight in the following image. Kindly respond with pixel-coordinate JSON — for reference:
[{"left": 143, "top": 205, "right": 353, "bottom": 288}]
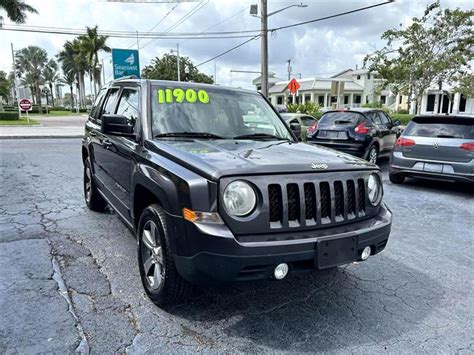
[
  {"left": 223, "top": 180, "right": 256, "bottom": 217},
  {"left": 367, "top": 174, "right": 382, "bottom": 205}
]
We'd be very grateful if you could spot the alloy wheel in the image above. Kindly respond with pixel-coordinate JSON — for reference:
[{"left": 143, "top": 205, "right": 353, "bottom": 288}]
[
  {"left": 369, "top": 147, "right": 378, "bottom": 164},
  {"left": 141, "top": 220, "right": 165, "bottom": 290}
]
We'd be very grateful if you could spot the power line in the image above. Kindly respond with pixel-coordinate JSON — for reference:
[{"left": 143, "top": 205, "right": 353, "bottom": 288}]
[
  {"left": 270, "top": 0, "right": 394, "bottom": 32},
  {"left": 195, "top": 1, "right": 394, "bottom": 69},
  {"left": 196, "top": 35, "right": 260, "bottom": 67}
]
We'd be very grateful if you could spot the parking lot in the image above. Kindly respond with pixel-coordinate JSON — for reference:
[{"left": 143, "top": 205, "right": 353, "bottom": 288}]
[{"left": 1, "top": 138, "right": 473, "bottom": 353}]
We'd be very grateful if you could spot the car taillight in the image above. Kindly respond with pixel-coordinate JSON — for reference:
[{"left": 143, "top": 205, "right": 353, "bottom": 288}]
[
  {"left": 355, "top": 120, "right": 370, "bottom": 134},
  {"left": 307, "top": 121, "right": 318, "bottom": 133},
  {"left": 460, "top": 142, "right": 474, "bottom": 151},
  {"left": 396, "top": 137, "right": 416, "bottom": 147}
]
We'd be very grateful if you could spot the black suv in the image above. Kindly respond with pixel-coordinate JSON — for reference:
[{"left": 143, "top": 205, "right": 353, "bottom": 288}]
[
  {"left": 82, "top": 79, "right": 392, "bottom": 307},
  {"left": 307, "top": 108, "right": 401, "bottom": 163}
]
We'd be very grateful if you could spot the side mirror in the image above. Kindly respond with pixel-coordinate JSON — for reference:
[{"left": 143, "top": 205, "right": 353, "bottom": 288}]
[
  {"left": 393, "top": 120, "right": 401, "bottom": 126},
  {"left": 289, "top": 122, "right": 302, "bottom": 140},
  {"left": 102, "top": 114, "right": 135, "bottom": 136}
]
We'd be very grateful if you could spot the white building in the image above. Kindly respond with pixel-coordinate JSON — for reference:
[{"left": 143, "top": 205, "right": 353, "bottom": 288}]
[
  {"left": 254, "top": 68, "right": 410, "bottom": 111},
  {"left": 420, "top": 90, "right": 473, "bottom": 115}
]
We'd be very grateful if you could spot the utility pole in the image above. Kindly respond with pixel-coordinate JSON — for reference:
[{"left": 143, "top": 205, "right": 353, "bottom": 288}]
[
  {"left": 287, "top": 59, "right": 292, "bottom": 80},
  {"left": 260, "top": 0, "right": 269, "bottom": 97},
  {"left": 11, "top": 43, "right": 20, "bottom": 119},
  {"left": 214, "top": 60, "right": 217, "bottom": 85},
  {"left": 171, "top": 44, "right": 180, "bottom": 81}
]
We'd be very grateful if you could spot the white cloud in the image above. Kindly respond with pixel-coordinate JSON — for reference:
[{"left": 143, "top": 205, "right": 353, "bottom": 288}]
[{"left": 1, "top": 0, "right": 471, "bottom": 92}]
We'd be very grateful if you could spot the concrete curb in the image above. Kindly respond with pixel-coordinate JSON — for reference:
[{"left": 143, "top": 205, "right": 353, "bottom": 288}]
[{"left": 0, "top": 135, "right": 83, "bottom": 140}]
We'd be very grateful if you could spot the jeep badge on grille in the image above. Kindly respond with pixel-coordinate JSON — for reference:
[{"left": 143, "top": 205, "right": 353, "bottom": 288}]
[{"left": 311, "top": 163, "right": 328, "bottom": 170}]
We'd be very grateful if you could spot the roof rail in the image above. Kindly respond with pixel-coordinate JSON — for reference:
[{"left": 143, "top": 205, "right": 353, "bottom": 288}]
[{"left": 115, "top": 75, "right": 139, "bottom": 81}]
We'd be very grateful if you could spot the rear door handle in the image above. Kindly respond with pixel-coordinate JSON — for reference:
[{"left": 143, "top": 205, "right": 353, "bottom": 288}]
[
  {"left": 103, "top": 139, "right": 112, "bottom": 148},
  {"left": 90, "top": 131, "right": 97, "bottom": 137}
]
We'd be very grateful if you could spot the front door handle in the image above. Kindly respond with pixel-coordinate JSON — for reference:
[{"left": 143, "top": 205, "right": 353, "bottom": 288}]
[{"left": 89, "top": 131, "right": 97, "bottom": 137}]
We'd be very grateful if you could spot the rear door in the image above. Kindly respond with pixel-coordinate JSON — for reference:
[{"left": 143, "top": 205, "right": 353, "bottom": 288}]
[
  {"left": 378, "top": 112, "right": 397, "bottom": 152},
  {"left": 401, "top": 116, "right": 474, "bottom": 164},
  {"left": 367, "top": 112, "right": 390, "bottom": 152}
]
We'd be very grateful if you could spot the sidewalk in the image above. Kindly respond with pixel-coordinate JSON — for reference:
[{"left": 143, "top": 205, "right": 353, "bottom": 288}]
[{"left": 0, "top": 115, "right": 87, "bottom": 139}]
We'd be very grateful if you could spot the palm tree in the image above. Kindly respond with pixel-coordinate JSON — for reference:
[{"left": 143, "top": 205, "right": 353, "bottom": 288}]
[
  {"left": 19, "top": 72, "right": 37, "bottom": 104},
  {"left": 0, "top": 0, "right": 37, "bottom": 23},
  {"left": 42, "top": 59, "right": 59, "bottom": 107},
  {"left": 57, "top": 40, "right": 89, "bottom": 109},
  {"left": 60, "top": 70, "right": 76, "bottom": 110},
  {"left": 78, "top": 26, "right": 110, "bottom": 95},
  {"left": 15, "top": 45, "right": 48, "bottom": 113}
]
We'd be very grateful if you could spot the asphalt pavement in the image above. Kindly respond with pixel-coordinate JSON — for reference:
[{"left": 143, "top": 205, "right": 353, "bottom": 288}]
[{"left": 1, "top": 139, "right": 473, "bottom": 354}]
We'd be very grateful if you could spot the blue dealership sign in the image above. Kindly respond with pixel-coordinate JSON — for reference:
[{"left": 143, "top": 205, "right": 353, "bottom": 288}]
[{"left": 112, "top": 48, "right": 140, "bottom": 79}]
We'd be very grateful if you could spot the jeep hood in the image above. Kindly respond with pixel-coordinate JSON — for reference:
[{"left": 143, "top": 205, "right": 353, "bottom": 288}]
[{"left": 145, "top": 139, "right": 376, "bottom": 181}]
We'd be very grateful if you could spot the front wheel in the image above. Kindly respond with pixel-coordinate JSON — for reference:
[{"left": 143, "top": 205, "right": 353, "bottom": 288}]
[
  {"left": 366, "top": 145, "right": 378, "bottom": 164},
  {"left": 137, "top": 204, "right": 192, "bottom": 307}
]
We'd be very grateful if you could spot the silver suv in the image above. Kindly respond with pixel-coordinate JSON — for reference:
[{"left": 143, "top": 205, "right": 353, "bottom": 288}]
[{"left": 389, "top": 115, "right": 474, "bottom": 184}]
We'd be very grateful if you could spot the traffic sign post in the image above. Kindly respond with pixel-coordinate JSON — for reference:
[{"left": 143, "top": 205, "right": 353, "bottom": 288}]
[
  {"left": 288, "top": 78, "right": 300, "bottom": 105},
  {"left": 18, "top": 98, "right": 32, "bottom": 123},
  {"left": 112, "top": 49, "right": 140, "bottom": 79}
]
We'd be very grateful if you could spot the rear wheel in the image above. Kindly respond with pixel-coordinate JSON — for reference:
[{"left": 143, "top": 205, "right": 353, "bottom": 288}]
[
  {"left": 366, "top": 145, "right": 378, "bottom": 164},
  {"left": 389, "top": 173, "right": 405, "bottom": 184},
  {"left": 137, "top": 204, "right": 192, "bottom": 307},
  {"left": 84, "top": 158, "right": 107, "bottom": 212}
]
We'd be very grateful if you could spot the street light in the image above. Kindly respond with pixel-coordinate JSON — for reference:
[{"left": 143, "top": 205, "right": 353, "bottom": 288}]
[{"left": 250, "top": 2, "right": 307, "bottom": 97}]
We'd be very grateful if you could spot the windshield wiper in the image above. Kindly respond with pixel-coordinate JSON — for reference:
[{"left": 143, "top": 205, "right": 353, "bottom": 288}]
[
  {"left": 154, "top": 132, "right": 224, "bottom": 139},
  {"left": 233, "top": 133, "right": 289, "bottom": 141}
]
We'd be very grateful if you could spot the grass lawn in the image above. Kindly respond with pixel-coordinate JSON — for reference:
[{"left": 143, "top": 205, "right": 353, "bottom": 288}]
[
  {"left": 0, "top": 118, "right": 39, "bottom": 126},
  {"left": 29, "top": 110, "right": 78, "bottom": 116}
]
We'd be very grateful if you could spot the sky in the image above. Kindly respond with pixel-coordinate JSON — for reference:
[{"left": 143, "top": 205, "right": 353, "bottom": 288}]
[{"left": 0, "top": 0, "right": 471, "bottom": 93}]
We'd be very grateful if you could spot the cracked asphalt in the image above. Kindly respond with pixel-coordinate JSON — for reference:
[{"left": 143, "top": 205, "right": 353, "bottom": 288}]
[{"left": 1, "top": 139, "right": 473, "bottom": 354}]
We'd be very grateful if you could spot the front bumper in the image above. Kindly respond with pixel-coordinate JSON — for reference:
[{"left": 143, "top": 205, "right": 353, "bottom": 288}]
[{"left": 172, "top": 204, "right": 392, "bottom": 285}]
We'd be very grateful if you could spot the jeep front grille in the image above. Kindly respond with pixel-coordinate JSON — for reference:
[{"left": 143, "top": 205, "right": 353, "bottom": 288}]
[{"left": 267, "top": 179, "right": 366, "bottom": 229}]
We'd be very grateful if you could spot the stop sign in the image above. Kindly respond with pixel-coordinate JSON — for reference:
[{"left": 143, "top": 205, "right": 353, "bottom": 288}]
[{"left": 18, "top": 98, "right": 32, "bottom": 111}]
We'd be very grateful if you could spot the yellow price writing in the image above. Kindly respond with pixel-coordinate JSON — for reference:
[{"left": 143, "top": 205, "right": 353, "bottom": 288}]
[{"left": 157, "top": 88, "right": 209, "bottom": 104}]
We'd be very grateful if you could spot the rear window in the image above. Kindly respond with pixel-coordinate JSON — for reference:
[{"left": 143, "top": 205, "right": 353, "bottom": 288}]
[
  {"left": 404, "top": 117, "right": 474, "bottom": 139},
  {"left": 318, "top": 112, "right": 363, "bottom": 128}
]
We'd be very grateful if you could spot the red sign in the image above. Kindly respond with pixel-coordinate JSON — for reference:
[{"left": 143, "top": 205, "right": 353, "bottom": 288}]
[
  {"left": 18, "top": 98, "right": 32, "bottom": 111},
  {"left": 288, "top": 78, "right": 300, "bottom": 94}
]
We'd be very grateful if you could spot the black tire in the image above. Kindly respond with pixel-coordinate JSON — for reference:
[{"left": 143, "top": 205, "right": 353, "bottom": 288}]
[
  {"left": 366, "top": 145, "right": 378, "bottom": 164},
  {"left": 84, "top": 158, "right": 108, "bottom": 212},
  {"left": 389, "top": 173, "right": 405, "bottom": 184},
  {"left": 137, "top": 204, "right": 192, "bottom": 307}
]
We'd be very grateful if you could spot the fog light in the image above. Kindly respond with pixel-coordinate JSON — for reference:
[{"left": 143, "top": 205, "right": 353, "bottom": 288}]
[
  {"left": 274, "top": 263, "right": 289, "bottom": 280},
  {"left": 361, "top": 246, "right": 371, "bottom": 261}
]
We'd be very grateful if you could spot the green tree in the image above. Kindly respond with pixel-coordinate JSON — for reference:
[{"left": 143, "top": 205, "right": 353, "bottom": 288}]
[
  {"left": 42, "top": 59, "right": 59, "bottom": 107},
  {"left": 142, "top": 54, "right": 213, "bottom": 84},
  {"left": 78, "top": 26, "right": 110, "bottom": 95},
  {"left": 364, "top": 1, "right": 473, "bottom": 113},
  {"left": 0, "top": 71, "right": 11, "bottom": 109},
  {"left": 15, "top": 45, "right": 48, "bottom": 113},
  {"left": 57, "top": 39, "right": 89, "bottom": 109},
  {"left": 0, "top": 0, "right": 37, "bottom": 23},
  {"left": 60, "top": 70, "right": 76, "bottom": 110}
]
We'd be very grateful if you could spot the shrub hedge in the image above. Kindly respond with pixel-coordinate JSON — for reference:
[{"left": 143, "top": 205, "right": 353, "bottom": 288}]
[{"left": 0, "top": 112, "right": 20, "bottom": 120}]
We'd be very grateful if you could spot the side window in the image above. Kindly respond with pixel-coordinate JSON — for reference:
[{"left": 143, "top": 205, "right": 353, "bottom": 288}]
[
  {"left": 100, "top": 88, "right": 120, "bottom": 120},
  {"left": 379, "top": 112, "right": 391, "bottom": 125},
  {"left": 116, "top": 88, "right": 139, "bottom": 128},
  {"left": 368, "top": 112, "right": 382, "bottom": 125},
  {"left": 290, "top": 119, "right": 299, "bottom": 125},
  {"left": 90, "top": 88, "right": 107, "bottom": 121}
]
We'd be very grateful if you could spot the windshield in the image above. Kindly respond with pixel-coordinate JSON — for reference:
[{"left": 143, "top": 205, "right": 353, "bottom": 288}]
[
  {"left": 404, "top": 117, "right": 474, "bottom": 139},
  {"left": 151, "top": 85, "right": 292, "bottom": 140}
]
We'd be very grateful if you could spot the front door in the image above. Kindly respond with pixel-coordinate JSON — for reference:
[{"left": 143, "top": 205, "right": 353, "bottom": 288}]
[{"left": 100, "top": 87, "right": 141, "bottom": 219}]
